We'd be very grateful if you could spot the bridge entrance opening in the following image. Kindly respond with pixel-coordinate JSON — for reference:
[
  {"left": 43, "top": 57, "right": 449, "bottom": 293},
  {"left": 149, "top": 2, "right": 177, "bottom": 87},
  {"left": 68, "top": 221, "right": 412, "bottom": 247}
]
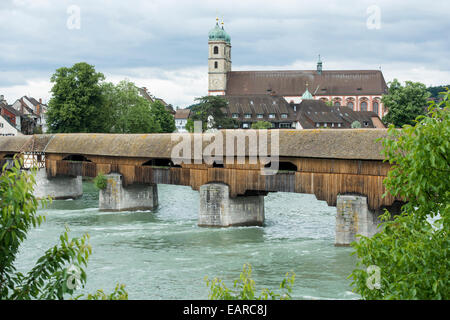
[
  {"left": 142, "top": 158, "right": 181, "bottom": 168},
  {"left": 63, "top": 155, "right": 91, "bottom": 162},
  {"left": 212, "top": 161, "right": 224, "bottom": 168},
  {"left": 264, "top": 161, "right": 297, "bottom": 172}
]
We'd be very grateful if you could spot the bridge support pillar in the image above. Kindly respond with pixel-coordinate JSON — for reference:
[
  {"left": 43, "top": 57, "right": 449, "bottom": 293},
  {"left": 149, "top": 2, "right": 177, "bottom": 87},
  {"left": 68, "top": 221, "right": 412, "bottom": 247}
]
[
  {"left": 99, "top": 173, "right": 158, "bottom": 211},
  {"left": 198, "top": 183, "right": 264, "bottom": 227},
  {"left": 335, "top": 195, "right": 382, "bottom": 246},
  {"left": 33, "top": 168, "right": 83, "bottom": 200}
]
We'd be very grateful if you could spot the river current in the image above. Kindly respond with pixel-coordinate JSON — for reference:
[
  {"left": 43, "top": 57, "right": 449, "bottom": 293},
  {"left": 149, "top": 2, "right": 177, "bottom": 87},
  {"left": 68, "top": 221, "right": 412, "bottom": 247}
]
[{"left": 15, "top": 182, "right": 359, "bottom": 300}]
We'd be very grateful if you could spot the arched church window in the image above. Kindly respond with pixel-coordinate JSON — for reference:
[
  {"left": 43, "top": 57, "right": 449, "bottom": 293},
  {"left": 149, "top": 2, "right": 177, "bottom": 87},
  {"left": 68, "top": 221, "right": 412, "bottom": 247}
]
[
  {"left": 334, "top": 101, "right": 341, "bottom": 106},
  {"left": 214, "top": 46, "right": 219, "bottom": 54},
  {"left": 360, "top": 101, "right": 368, "bottom": 111},
  {"left": 347, "top": 102, "right": 354, "bottom": 109},
  {"left": 373, "top": 102, "right": 379, "bottom": 114},
  {"left": 214, "top": 61, "right": 218, "bottom": 69}
]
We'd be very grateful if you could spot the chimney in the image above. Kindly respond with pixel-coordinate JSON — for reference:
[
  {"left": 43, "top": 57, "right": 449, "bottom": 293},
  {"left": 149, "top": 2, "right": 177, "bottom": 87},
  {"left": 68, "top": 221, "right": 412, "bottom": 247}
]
[{"left": 39, "top": 98, "right": 42, "bottom": 104}]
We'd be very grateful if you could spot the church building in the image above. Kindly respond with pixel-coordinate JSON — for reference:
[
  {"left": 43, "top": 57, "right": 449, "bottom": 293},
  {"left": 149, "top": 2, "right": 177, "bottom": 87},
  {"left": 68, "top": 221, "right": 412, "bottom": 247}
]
[{"left": 207, "top": 19, "right": 388, "bottom": 119}]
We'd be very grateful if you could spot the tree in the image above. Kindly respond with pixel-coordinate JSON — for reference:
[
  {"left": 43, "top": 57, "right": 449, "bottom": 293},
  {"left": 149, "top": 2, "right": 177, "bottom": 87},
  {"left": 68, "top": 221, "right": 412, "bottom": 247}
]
[
  {"left": 46, "top": 62, "right": 111, "bottom": 133},
  {"left": 382, "top": 79, "right": 430, "bottom": 127},
  {"left": 348, "top": 89, "right": 450, "bottom": 300},
  {"left": 189, "top": 96, "right": 238, "bottom": 131},
  {"left": 251, "top": 121, "right": 272, "bottom": 129},
  {"left": 102, "top": 80, "right": 161, "bottom": 134},
  {"left": 149, "top": 100, "right": 176, "bottom": 133},
  {"left": 0, "top": 158, "right": 127, "bottom": 300},
  {"left": 428, "top": 85, "right": 449, "bottom": 100},
  {"left": 205, "top": 264, "right": 295, "bottom": 300}
]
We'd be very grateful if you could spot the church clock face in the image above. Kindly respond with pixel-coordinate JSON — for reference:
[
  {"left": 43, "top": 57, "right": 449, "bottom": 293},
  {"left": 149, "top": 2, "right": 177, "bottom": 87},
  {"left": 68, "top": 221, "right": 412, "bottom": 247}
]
[{"left": 212, "top": 79, "right": 220, "bottom": 87}]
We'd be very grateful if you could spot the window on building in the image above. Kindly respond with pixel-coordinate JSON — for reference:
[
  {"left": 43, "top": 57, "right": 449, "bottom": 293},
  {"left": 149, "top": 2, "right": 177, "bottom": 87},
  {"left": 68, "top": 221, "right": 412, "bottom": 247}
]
[
  {"left": 214, "top": 61, "right": 218, "bottom": 69},
  {"left": 338, "top": 123, "right": 341, "bottom": 127},
  {"left": 213, "top": 46, "right": 218, "bottom": 54},
  {"left": 232, "top": 113, "right": 239, "bottom": 118},
  {"left": 334, "top": 102, "right": 341, "bottom": 106},
  {"left": 244, "top": 113, "right": 251, "bottom": 118},
  {"left": 331, "top": 123, "right": 335, "bottom": 127},
  {"left": 257, "top": 114, "right": 263, "bottom": 119},
  {"left": 373, "top": 102, "right": 379, "bottom": 114},
  {"left": 360, "top": 101, "right": 368, "bottom": 111},
  {"left": 324, "top": 123, "right": 327, "bottom": 127},
  {"left": 242, "top": 123, "right": 249, "bottom": 129},
  {"left": 281, "top": 113, "right": 287, "bottom": 119},
  {"left": 316, "top": 123, "right": 320, "bottom": 127},
  {"left": 279, "top": 123, "right": 291, "bottom": 128},
  {"left": 268, "top": 113, "right": 275, "bottom": 119},
  {"left": 347, "top": 102, "right": 354, "bottom": 109}
]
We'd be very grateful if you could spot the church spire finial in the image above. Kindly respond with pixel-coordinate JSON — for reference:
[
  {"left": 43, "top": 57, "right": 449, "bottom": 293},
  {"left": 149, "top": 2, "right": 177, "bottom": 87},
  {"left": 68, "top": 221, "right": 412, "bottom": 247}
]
[{"left": 317, "top": 54, "right": 323, "bottom": 75}]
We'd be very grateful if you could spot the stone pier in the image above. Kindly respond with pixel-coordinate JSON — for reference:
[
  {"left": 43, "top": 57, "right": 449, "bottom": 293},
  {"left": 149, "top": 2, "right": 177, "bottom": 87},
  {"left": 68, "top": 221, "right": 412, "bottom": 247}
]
[
  {"left": 198, "top": 183, "right": 265, "bottom": 227},
  {"left": 33, "top": 168, "right": 83, "bottom": 200},
  {"left": 99, "top": 173, "right": 158, "bottom": 211},
  {"left": 335, "top": 195, "right": 383, "bottom": 246}
]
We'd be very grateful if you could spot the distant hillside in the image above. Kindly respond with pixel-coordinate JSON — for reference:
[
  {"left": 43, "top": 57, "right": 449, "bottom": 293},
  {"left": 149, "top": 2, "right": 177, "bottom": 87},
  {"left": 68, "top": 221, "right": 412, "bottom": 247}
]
[{"left": 427, "top": 85, "right": 449, "bottom": 99}]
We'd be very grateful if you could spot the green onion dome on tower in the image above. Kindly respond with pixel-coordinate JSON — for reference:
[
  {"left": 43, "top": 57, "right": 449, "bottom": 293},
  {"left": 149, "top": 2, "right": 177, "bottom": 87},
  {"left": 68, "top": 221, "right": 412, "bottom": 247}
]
[{"left": 208, "top": 19, "right": 231, "bottom": 43}]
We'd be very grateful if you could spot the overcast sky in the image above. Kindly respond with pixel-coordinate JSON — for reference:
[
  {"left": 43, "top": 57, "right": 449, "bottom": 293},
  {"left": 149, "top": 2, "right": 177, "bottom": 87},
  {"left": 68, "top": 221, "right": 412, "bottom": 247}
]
[{"left": 0, "top": 0, "right": 449, "bottom": 107}]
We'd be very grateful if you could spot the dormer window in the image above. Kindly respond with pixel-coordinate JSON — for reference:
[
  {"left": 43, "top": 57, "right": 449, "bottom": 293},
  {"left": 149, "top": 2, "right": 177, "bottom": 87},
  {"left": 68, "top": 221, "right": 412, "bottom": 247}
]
[
  {"left": 268, "top": 113, "right": 275, "bottom": 119},
  {"left": 257, "top": 114, "right": 263, "bottom": 119},
  {"left": 281, "top": 113, "right": 288, "bottom": 119},
  {"left": 244, "top": 113, "right": 251, "bottom": 118},
  {"left": 232, "top": 113, "right": 239, "bottom": 118}
]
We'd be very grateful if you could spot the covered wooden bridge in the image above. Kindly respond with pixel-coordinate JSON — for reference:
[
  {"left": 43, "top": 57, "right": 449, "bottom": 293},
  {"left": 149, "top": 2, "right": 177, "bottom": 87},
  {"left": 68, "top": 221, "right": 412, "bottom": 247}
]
[{"left": 0, "top": 129, "right": 401, "bottom": 245}]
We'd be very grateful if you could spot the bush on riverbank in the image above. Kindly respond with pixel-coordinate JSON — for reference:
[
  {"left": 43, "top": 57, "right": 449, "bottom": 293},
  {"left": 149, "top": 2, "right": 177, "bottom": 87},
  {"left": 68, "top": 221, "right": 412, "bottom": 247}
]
[
  {"left": 349, "top": 89, "right": 450, "bottom": 299},
  {"left": 206, "top": 264, "right": 295, "bottom": 300},
  {"left": 0, "top": 158, "right": 127, "bottom": 300}
]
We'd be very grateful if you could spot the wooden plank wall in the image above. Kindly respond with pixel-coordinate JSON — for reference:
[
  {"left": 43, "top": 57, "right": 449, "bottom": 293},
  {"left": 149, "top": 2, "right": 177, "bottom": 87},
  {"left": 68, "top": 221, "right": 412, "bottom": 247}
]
[{"left": 45, "top": 154, "right": 397, "bottom": 210}]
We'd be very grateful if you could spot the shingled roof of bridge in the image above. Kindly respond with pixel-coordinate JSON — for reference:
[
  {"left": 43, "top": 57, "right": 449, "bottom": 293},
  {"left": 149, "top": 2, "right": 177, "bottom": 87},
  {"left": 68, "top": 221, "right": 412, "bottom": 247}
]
[{"left": 0, "top": 129, "right": 389, "bottom": 160}]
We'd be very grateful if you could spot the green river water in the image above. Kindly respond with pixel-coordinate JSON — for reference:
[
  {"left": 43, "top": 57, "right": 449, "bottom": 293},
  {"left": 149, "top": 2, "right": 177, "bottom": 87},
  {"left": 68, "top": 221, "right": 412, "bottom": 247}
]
[{"left": 15, "top": 182, "right": 359, "bottom": 300}]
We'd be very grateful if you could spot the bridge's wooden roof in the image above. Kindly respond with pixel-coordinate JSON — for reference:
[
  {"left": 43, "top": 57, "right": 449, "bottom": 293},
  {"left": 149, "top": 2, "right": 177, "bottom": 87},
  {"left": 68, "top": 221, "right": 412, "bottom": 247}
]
[{"left": 0, "top": 129, "right": 389, "bottom": 160}]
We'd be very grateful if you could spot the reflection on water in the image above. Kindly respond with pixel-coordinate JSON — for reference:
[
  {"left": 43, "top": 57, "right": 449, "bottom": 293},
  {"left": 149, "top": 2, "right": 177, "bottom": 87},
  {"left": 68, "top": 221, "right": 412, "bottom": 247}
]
[{"left": 15, "top": 182, "right": 359, "bottom": 300}]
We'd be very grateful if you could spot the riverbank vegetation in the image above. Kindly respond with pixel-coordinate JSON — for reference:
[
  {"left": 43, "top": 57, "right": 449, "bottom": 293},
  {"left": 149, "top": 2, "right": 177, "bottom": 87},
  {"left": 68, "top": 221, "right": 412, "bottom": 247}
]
[
  {"left": 349, "top": 88, "right": 449, "bottom": 299},
  {"left": 206, "top": 264, "right": 295, "bottom": 300},
  {"left": 0, "top": 158, "right": 127, "bottom": 300}
]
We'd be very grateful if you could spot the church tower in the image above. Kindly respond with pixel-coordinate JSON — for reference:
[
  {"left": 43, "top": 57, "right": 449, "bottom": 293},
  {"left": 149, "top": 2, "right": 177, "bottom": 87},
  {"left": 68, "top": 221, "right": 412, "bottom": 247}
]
[{"left": 208, "top": 18, "right": 231, "bottom": 95}]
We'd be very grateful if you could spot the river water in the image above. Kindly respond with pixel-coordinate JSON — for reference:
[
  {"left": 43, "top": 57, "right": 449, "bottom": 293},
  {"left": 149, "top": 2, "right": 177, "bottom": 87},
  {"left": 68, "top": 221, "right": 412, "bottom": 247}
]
[{"left": 15, "top": 182, "right": 359, "bottom": 300}]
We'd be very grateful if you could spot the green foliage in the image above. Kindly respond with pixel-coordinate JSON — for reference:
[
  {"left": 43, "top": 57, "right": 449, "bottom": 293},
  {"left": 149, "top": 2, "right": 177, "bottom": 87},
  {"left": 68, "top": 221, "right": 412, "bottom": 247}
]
[
  {"left": 185, "top": 119, "right": 195, "bottom": 133},
  {"left": 102, "top": 80, "right": 161, "bottom": 134},
  {"left": 251, "top": 121, "right": 272, "bottom": 129},
  {"left": 190, "top": 96, "right": 238, "bottom": 131},
  {"left": 93, "top": 172, "right": 107, "bottom": 190},
  {"left": 351, "top": 121, "right": 361, "bottom": 128},
  {"left": 382, "top": 79, "right": 430, "bottom": 128},
  {"left": 349, "top": 89, "right": 450, "bottom": 300},
  {"left": 79, "top": 284, "right": 128, "bottom": 300},
  {"left": 0, "top": 158, "right": 127, "bottom": 300},
  {"left": 149, "top": 100, "right": 176, "bottom": 133},
  {"left": 427, "top": 85, "right": 449, "bottom": 100},
  {"left": 205, "top": 264, "right": 295, "bottom": 300},
  {"left": 46, "top": 62, "right": 110, "bottom": 133}
]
